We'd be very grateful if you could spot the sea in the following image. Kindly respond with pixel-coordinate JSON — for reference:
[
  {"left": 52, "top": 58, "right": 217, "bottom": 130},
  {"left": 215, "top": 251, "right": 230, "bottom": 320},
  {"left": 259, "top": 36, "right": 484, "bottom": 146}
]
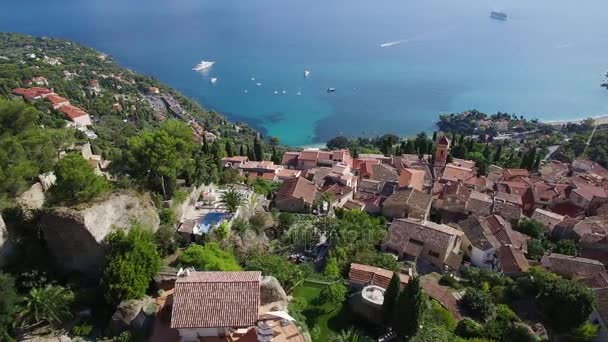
[{"left": 1, "top": 0, "right": 608, "bottom": 146}]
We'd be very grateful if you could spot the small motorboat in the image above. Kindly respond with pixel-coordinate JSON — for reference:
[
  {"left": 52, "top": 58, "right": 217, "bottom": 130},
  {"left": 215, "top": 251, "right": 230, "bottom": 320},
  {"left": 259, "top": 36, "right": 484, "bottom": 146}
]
[
  {"left": 210, "top": 77, "right": 218, "bottom": 84},
  {"left": 327, "top": 87, "right": 336, "bottom": 93},
  {"left": 304, "top": 70, "right": 311, "bottom": 77},
  {"left": 256, "top": 82, "right": 262, "bottom": 86}
]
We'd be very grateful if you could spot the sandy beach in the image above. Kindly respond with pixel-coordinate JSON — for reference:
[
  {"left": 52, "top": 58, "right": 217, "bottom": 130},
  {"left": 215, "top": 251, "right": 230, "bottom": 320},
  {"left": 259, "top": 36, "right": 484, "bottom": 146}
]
[{"left": 541, "top": 114, "right": 608, "bottom": 126}]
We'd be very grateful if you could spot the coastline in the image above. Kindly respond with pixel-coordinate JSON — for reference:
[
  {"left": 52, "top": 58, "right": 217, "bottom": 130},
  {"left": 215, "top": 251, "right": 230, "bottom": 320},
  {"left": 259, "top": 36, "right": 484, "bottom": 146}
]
[{"left": 541, "top": 114, "right": 608, "bottom": 126}]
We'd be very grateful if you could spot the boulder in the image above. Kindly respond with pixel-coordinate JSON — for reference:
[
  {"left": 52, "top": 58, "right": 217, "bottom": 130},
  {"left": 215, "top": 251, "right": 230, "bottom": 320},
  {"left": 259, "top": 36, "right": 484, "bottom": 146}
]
[
  {"left": 108, "top": 296, "right": 156, "bottom": 336},
  {"left": 17, "top": 182, "right": 46, "bottom": 213},
  {"left": 40, "top": 192, "right": 159, "bottom": 277},
  {"left": 260, "top": 276, "right": 288, "bottom": 311},
  {"left": 0, "top": 213, "right": 14, "bottom": 267}
]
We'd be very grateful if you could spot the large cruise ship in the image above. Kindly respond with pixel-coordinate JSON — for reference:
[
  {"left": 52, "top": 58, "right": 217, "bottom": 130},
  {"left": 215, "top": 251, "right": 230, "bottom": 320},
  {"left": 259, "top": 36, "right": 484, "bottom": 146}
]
[
  {"left": 490, "top": 11, "right": 507, "bottom": 20},
  {"left": 192, "top": 60, "right": 215, "bottom": 71}
]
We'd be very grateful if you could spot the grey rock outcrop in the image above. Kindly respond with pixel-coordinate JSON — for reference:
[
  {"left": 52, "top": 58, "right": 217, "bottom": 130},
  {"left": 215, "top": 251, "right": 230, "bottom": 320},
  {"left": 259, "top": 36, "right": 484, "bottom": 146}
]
[
  {"left": 259, "top": 276, "right": 289, "bottom": 312},
  {"left": 17, "top": 182, "right": 46, "bottom": 217},
  {"left": 40, "top": 192, "right": 159, "bottom": 277},
  {"left": 108, "top": 296, "right": 156, "bottom": 336},
  {"left": 0, "top": 214, "right": 14, "bottom": 267}
]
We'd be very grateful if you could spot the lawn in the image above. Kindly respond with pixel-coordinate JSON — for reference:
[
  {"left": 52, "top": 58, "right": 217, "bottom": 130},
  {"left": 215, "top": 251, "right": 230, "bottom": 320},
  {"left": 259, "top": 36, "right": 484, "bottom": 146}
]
[{"left": 292, "top": 281, "right": 381, "bottom": 341}]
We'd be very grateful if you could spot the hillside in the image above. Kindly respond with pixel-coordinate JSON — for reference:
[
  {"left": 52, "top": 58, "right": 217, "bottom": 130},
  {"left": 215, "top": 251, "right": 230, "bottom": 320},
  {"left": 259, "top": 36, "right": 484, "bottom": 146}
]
[{"left": 0, "top": 32, "right": 260, "bottom": 158}]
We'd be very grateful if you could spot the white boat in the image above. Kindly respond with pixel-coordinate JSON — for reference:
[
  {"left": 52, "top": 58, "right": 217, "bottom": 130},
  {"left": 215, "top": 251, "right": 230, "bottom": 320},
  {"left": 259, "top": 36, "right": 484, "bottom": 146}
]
[
  {"left": 274, "top": 90, "right": 279, "bottom": 94},
  {"left": 297, "top": 92, "right": 302, "bottom": 96},
  {"left": 282, "top": 90, "right": 287, "bottom": 94},
  {"left": 256, "top": 82, "right": 262, "bottom": 86},
  {"left": 210, "top": 77, "right": 218, "bottom": 84},
  {"left": 193, "top": 60, "right": 215, "bottom": 71},
  {"left": 304, "top": 70, "right": 310, "bottom": 77},
  {"left": 251, "top": 77, "right": 256, "bottom": 81}
]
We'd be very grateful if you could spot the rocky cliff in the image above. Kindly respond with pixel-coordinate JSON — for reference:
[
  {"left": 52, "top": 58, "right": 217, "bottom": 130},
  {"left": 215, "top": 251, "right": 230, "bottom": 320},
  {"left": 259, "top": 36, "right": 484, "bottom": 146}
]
[{"left": 40, "top": 192, "right": 160, "bottom": 277}]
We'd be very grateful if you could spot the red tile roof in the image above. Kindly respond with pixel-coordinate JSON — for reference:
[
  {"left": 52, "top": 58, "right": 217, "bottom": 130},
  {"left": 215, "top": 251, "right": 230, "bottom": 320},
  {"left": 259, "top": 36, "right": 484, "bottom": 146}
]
[
  {"left": 58, "top": 104, "right": 89, "bottom": 119},
  {"left": 348, "top": 263, "right": 409, "bottom": 289},
  {"left": 46, "top": 94, "right": 69, "bottom": 106},
  {"left": 12, "top": 87, "right": 54, "bottom": 99},
  {"left": 421, "top": 278, "right": 461, "bottom": 319},
  {"left": 498, "top": 245, "right": 530, "bottom": 274},
  {"left": 275, "top": 177, "right": 317, "bottom": 204},
  {"left": 171, "top": 271, "right": 261, "bottom": 329}
]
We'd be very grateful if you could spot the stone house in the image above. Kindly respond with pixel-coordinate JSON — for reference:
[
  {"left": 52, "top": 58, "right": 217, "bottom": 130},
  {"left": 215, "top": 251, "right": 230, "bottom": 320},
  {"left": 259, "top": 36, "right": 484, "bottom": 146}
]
[
  {"left": 274, "top": 177, "right": 317, "bottom": 213},
  {"left": 383, "top": 218, "right": 464, "bottom": 270},
  {"left": 541, "top": 253, "right": 605, "bottom": 279},
  {"left": 382, "top": 187, "right": 432, "bottom": 221},
  {"left": 530, "top": 208, "right": 564, "bottom": 231},
  {"left": 493, "top": 192, "right": 523, "bottom": 222},
  {"left": 497, "top": 245, "right": 530, "bottom": 276},
  {"left": 171, "top": 271, "right": 261, "bottom": 340}
]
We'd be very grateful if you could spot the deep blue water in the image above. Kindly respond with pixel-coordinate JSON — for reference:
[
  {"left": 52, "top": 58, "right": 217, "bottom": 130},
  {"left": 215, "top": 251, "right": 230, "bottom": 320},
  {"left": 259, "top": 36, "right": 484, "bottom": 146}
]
[{"left": 1, "top": 0, "right": 608, "bottom": 145}]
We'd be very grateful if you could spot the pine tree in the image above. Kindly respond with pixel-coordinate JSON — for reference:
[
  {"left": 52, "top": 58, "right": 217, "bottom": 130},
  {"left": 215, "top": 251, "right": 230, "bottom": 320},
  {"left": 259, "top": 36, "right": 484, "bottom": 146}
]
[
  {"left": 394, "top": 277, "right": 425, "bottom": 340},
  {"left": 382, "top": 273, "right": 401, "bottom": 326},
  {"left": 493, "top": 144, "right": 502, "bottom": 163},
  {"left": 271, "top": 146, "right": 281, "bottom": 164},
  {"left": 458, "top": 134, "right": 465, "bottom": 146}
]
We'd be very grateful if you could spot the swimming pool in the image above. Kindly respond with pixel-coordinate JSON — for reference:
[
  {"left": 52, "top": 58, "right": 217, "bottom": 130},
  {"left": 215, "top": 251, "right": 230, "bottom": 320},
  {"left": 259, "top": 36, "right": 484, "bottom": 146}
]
[{"left": 196, "top": 212, "right": 229, "bottom": 234}]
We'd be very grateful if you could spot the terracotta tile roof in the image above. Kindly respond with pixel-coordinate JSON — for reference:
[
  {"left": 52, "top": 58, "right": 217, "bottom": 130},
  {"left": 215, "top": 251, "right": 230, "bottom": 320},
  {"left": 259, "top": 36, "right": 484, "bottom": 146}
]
[
  {"left": 533, "top": 181, "right": 570, "bottom": 202},
  {"left": 58, "top": 104, "right": 89, "bottom": 119},
  {"left": 442, "top": 164, "right": 475, "bottom": 182},
  {"left": 275, "top": 177, "right": 317, "bottom": 204},
  {"left": 498, "top": 245, "right": 530, "bottom": 274},
  {"left": 46, "top": 94, "right": 69, "bottom": 106},
  {"left": 371, "top": 164, "right": 399, "bottom": 183},
  {"left": 171, "top": 271, "right": 261, "bottom": 329},
  {"left": 385, "top": 219, "right": 463, "bottom": 258},
  {"left": 578, "top": 272, "right": 608, "bottom": 289},
  {"left": 358, "top": 179, "right": 383, "bottom": 194},
  {"left": 572, "top": 182, "right": 608, "bottom": 201},
  {"left": 541, "top": 253, "right": 605, "bottom": 279},
  {"left": 281, "top": 151, "right": 300, "bottom": 165},
  {"left": 456, "top": 216, "right": 501, "bottom": 251},
  {"left": 595, "top": 288, "right": 608, "bottom": 324},
  {"left": 12, "top": 87, "right": 54, "bottom": 99},
  {"left": 531, "top": 208, "right": 564, "bottom": 230},
  {"left": 383, "top": 188, "right": 432, "bottom": 212},
  {"left": 437, "top": 136, "right": 450, "bottom": 146},
  {"left": 299, "top": 150, "right": 320, "bottom": 161},
  {"left": 320, "top": 183, "right": 353, "bottom": 201},
  {"left": 550, "top": 202, "right": 585, "bottom": 218},
  {"left": 465, "top": 191, "right": 493, "bottom": 214},
  {"left": 503, "top": 168, "right": 529, "bottom": 181},
  {"left": 452, "top": 158, "right": 476, "bottom": 169},
  {"left": 539, "top": 161, "right": 570, "bottom": 182},
  {"left": 343, "top": 200, "right": 364, "bottom": 210},
  {"left": 353, "top": 158, "right": 381, "bottom": 170},
  {"left": 485, "top": 215, "right": 529, "bottom": 252},
  {"left": 494, "top": 192, "right": 522, "bottom": 206},
  {"left": 277, "top": 168, "right": 301, "bottom": 179},
  {"left": 348, "top": 263, "right": 409, "bottom": 289}
]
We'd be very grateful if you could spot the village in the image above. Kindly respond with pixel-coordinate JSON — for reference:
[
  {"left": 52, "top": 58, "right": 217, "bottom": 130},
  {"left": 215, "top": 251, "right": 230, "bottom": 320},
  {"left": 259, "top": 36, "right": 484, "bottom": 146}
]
[{"left": 3, "top": 33, "right": 608, "bottom": 342}]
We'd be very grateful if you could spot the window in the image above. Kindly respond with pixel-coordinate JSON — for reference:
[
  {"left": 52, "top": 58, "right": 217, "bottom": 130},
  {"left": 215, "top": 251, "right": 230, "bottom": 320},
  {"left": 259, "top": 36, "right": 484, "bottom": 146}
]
[
  {"left": 428, "top": 250, "right": 440, "bottom": 258},
  {"left": 410, "top": 239, "right": 424, "bottom": 246}
]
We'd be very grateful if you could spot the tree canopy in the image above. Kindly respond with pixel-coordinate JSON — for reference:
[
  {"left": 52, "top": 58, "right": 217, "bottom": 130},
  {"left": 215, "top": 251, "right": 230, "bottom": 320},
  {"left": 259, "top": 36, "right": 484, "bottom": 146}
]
[
  {"left": 101, "top": 225, "right": 162, "bottom": 306},
  {"left": 179, "top": 243, "right": 242, "bottom": 271},
  {"left": 50, "top": 153, "right": 110, "bottom": 204}
]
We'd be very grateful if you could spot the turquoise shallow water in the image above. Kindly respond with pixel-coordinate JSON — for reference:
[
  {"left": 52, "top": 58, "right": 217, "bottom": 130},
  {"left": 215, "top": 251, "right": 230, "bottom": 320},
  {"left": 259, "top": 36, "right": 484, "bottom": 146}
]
[{"left": 1, "top": 0, "right": 608, "bottom": 145}]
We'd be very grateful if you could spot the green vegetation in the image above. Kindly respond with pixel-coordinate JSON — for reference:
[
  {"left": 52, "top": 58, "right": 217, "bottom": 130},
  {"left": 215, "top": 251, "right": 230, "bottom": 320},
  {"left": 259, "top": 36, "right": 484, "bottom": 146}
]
[
  {"left": 179, "top": 243, "right": 242, "bottom": 271},
  {"left": 101, "top": 225, "right": 162, "bottom": 306},
  {"left": 381, "top": 273, "right": 401, "bottom": 325},
  {"left": 17, "top": 285, "right": 74, "bottom": 329},
  {"left": 0, "top": 273, "right": 18, "bottom": 339},
  {"left": 0, "top": 99, "right": 77, "bottom": 208},
  {"left": 220, "top": 188, "right": 246, "bottom": 213},
  {"left": 241, "top": 251, "right": 309, "bottom": 292},
  {"left": 50, "top": 153, "right": 110, "bottom": 204},
  {"left": 394, "top": 277, "right": 425, "bottom": 339}
]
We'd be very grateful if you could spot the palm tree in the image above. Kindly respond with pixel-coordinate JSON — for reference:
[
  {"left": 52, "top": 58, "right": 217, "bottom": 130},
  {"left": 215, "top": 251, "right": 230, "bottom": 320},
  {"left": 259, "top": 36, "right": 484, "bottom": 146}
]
[
  {"left": 18, "top": 285, "right": 74, "bottom": 328},
  {"left": 220, "top": 189, "right": 245, "bottom": 213}
]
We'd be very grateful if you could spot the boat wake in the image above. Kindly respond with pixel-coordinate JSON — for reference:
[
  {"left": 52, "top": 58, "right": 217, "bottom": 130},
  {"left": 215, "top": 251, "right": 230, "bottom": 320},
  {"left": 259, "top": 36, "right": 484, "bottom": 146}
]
[{"left": 380, "top": 39, "right": 408, "bottom": 47}]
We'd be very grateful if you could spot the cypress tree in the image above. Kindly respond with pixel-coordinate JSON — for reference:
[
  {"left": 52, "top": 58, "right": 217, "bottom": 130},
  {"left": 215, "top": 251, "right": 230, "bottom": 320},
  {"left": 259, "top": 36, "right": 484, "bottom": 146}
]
[
  {"left": 202, "top": 134, "right": 209, "bottom": 154},
  {"left": 352, "top": 147, "right": 359, "bottom": 158},
  {"left": 493, "top": 144, "right": 502, "bottom": 163},
  {"left": 382, "top": 273, "right": 401, "bottom": 326},
  {"left": 432, "top": 131, "right": 438, "bottom": 142},
  {"left": 532, "top": 154, "right": 542, "bottom": 171},
  {"left": 271, "top": 146, "right": 281, "bottom": 164},
  {"left": 404, "top": 140, "right": 415, "bottom": 154},
  {"left": 394, "top": 277, "right": 424, "bottom": 340},
  {"left": 225, "top": 141, "right": 234, "bottom": 157},
  {"left": 247, "top": 145, "right": 256, "bottom": 161},
  {"left": 253, "top": 137, "right": 263, "bottom": 161},
  {"left": 458, "top": 134, "right": 465, "bottom": 146},
  {"left": 239, "top": 145, "right": 245, "bottom": 157}
]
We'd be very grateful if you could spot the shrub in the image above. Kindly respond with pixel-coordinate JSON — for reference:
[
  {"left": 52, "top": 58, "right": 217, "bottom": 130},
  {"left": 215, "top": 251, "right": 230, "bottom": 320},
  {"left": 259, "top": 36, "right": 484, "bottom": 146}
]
[
  {"left": 154, "top": 224, "right": 179, "bottom": 257},
  {"left": 428, "top": 300, "right": 457, "bottom": 331},
  {"left": 178, "top": 243, "right": 241, "bottom": 271},
  {"left": 462, "top": 288, "right": 496, "bottom": 322},
  {"left": 71, "top": 323, "right": 93, "bottom": 337},
  {"left": 455, "top": 318, "right": 484, "bottom": 338},
  {"left": 439, "top": 274, "right": 461, "bottom": 289},
  {"left": 158, "top": 208, "right": 176, "bottom": 226}
]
